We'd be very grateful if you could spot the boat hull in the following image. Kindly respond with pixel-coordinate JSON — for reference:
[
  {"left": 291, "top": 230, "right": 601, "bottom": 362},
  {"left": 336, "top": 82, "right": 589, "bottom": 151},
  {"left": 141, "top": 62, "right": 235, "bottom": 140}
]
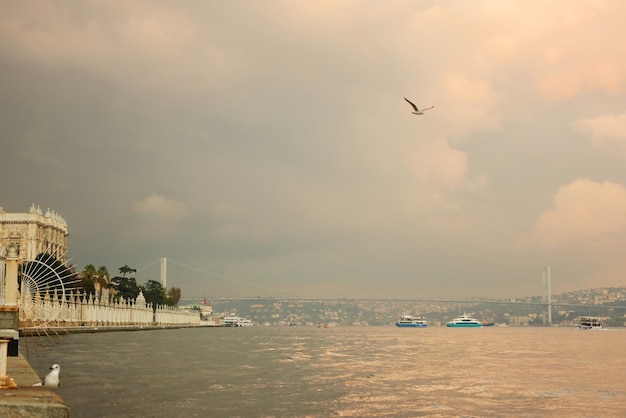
[
  {"left": 579, "top": 325, "right": 604, "bottom": 330},
  {"left": 446, "top": 314, "right": 483, "bottom": 327},
  {"left": 395, "top": 322, "right": 427, "bottom": 328},
  {"left": 446, "top": 323, "right": 482, "bottom": 328}
]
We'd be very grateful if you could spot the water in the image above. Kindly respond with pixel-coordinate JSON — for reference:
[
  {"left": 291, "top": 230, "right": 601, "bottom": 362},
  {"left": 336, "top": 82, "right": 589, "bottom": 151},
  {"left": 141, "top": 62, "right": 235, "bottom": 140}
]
[{"left": 24, "top": 326, "right": 626, "bottom": 417}]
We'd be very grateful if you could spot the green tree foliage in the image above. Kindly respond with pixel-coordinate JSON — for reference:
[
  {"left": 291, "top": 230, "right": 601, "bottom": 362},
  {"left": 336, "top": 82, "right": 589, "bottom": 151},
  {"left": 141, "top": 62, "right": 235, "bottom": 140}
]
[
  {"left": 95, "top": 265, "right": 109, "bottom": 298},
  {"left": 142, "top": 279, "right": 167, "bottom": 309},
  {"left": 80, "top": 263, "right": 97, "bottom": 295},
  {"left": 118, "top": 264, "right": 137, "bottom": 278},
  {"left": 110, "top": 265, "right": 140, "bottom": 302},
  {"left": 79, "top": 264, "right": 112, "bottom": 298},
  {"left": 78, "top": 264, "right": 186, "bottom": 308},
  {"left": 166, "top": 287, "right": 182, "bottom": 306},
  {"left": 110, "top": 276, "right": 140, "bottom": 302}
]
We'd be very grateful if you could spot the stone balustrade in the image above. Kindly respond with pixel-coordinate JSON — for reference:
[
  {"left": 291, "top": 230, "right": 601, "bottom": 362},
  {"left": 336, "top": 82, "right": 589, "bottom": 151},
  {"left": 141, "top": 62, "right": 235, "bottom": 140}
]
[{"left": 19, "top": 289, "right": 200, "bottom": 328}]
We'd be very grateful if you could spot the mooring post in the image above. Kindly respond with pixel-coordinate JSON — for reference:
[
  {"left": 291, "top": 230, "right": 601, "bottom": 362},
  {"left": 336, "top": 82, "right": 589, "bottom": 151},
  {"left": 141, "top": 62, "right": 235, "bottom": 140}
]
[{"left": 0, "top": 337, "right": 17, "bottom": 388}]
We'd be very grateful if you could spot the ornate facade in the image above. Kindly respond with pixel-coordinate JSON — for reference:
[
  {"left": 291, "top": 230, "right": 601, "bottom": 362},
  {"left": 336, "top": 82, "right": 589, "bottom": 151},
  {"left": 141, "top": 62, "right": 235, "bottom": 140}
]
[{"left": 0, "top": 204, "right": 69, "bottom": 263}]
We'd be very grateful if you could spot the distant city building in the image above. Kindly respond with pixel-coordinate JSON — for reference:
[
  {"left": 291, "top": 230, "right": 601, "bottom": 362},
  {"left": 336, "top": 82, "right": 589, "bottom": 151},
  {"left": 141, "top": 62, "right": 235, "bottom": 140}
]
[
  {"left": 508, "top": 316, "right": 530, "bottom": 326},
  {"left": 0, "top": 204, "right": 69, "bottom": 262}
]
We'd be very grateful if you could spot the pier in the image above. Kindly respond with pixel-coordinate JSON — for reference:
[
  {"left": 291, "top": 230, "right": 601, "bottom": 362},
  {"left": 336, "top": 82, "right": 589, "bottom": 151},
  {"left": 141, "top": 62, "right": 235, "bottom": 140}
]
[
  {"left": 1, "top": 355, "right": 69, "bottom": 417},
  {"left": 0, "top": 240, "right": 201, "bottom": 416}
]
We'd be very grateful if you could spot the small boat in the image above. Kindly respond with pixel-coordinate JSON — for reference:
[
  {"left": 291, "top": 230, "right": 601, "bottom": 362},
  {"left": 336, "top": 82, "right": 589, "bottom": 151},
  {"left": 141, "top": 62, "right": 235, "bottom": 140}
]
[
  {"left": 222, "top": 316, "right": 254, "bottom": 327},
  {"left": 577, "top": 317, "right": 605, "bottom": 330},
  {"left": 446, "top": 313, "right": 483, "bottom": 328},
  {"left": 395, "top": 314, "right": 427, "bottom": 328}
]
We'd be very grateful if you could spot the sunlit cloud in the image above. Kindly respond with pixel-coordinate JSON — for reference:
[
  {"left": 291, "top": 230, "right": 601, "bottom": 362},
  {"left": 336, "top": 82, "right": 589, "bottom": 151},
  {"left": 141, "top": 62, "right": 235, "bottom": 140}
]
[
  {"left": 530, "top": 179, "right": 626, "bottom": 248},
  {"left": 574, "top": 113, "right": 626, "bottom": 155},
  {"left": 127, "top": 194, "right": 189, "bottom": 241},
  {"left": 133, "top": 194, "right": 189, "bottom": 221},
  {"left": 3, "top": 1, "right": 626, "bottom": 298},
  {"left": 214, "top": 202, "right": 247, "bottom": 217},
  {"left": 406, "top": 138, "right": 468, "bottom": 190}
]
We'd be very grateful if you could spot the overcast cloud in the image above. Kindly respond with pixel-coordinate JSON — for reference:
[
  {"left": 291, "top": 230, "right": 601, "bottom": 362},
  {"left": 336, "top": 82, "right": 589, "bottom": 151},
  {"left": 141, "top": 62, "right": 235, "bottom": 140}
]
[{"left": 2, "top": 0, "right": 626, "bottom": 299}]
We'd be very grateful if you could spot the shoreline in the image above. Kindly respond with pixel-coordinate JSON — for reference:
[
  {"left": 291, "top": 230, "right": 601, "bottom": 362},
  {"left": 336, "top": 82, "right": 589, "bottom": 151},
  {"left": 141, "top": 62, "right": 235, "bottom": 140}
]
[
  {"left": 2, "top": 354, "right": 70, "bottom": 417},
  {"left": 3, "top": 324, "right": 216, "bottom": 416},
  {"left": 19, "top": 323, "right": 208, "bottom": 337}
]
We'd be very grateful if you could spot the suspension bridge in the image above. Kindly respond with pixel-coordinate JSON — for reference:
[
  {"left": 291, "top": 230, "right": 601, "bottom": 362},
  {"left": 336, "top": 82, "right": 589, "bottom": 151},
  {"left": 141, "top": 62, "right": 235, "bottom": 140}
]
[{"left": 132, "top": 259, "right": 626, "bottom": 318}]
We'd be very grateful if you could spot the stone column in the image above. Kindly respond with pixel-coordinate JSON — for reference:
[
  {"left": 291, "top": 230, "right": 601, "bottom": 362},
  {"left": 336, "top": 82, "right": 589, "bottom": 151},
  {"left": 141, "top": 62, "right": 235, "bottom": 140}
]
[
  {"left": 4, "top": 243, "right": 19, "bottom": 306},
  {"left": 0, "top": 243, "right": 21, "bottom": 357}
]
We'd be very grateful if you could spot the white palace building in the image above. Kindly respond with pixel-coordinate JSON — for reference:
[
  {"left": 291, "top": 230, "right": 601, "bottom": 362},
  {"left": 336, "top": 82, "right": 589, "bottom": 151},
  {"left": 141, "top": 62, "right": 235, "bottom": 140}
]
[
  {"left": 0, "top": 204, "right": 69, "bottom": 263},
  {"left": 0, "top": 204, "right": 199, "bottom": 332}
]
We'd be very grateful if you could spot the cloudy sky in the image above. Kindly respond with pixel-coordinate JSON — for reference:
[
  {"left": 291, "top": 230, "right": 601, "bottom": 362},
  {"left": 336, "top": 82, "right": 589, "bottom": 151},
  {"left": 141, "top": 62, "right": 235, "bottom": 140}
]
[{"left": 2, "top": 1, "right": 626, "bottom": 300}]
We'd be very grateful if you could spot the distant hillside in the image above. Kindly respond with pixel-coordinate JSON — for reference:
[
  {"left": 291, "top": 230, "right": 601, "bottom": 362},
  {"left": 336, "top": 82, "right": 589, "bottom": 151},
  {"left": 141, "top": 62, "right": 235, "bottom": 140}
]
[{"left": 199, "top": 286, "right": 626, "bottom": 327}]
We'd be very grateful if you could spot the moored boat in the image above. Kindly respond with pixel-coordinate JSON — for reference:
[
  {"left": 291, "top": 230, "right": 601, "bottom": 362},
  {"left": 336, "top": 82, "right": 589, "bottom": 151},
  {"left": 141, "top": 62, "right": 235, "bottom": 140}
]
[
  {"left": 222, "top": 316, "right": 254, "bottom": 327},
  {"left": 395, "top": 314, "right": 427, "bottom": 328},
  {"left": 577, "top": 316, "right": 605, "bottom": 330},
  {"left": 446, "top": 313, "right": 483, "bottom": 328}
]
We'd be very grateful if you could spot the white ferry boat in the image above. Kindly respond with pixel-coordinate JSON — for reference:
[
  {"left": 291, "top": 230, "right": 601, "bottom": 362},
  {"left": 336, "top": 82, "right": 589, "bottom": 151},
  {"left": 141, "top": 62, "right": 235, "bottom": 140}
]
[
  {"left": 577, "top": 317, "right": 605, "bottom": 330},
  {"left": 446, "top": 313, "right": 483, "bottom": 328},
  {"left": 395, "top": 314, "right": 427, "bottom": 328},
  {"left": 222, "top": 316, "right": 254, "bottom": 327}
]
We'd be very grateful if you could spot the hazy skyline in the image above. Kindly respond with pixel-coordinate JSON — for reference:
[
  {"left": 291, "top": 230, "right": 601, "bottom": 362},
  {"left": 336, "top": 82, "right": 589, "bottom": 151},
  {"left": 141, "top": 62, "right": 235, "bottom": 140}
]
[{"left": 2, "top": 1, "right": 626, "bottom": 299}]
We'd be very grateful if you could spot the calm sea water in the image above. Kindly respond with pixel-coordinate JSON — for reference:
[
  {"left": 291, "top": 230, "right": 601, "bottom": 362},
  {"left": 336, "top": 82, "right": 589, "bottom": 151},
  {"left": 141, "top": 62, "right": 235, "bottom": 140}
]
[{"left": 24, "top": 326, "right": 626, "bottom": 417}]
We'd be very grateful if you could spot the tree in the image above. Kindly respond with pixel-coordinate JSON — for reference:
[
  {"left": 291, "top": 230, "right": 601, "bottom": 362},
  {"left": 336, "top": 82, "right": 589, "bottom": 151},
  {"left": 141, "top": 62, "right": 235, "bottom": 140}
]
[
  {"left": 110, "top": 265, "right": 140, "bottom": 302},
  {"left": 166, "top": 287, "right": 182, "bottom": 306},
  {"left": 142, "top": 280, "right": 167, "bottom": 308},
  {"left": 95, "top": 265, "right": 110, "bottom": 298},
  {"left": 118, "top": 264, "right": 137, "bottom": 278},
  {"left": 80, "top": 264, "right": 97, "bottom": 295},
  {"left": 110, "top": 276, "right": 140, "bottom": 302}
]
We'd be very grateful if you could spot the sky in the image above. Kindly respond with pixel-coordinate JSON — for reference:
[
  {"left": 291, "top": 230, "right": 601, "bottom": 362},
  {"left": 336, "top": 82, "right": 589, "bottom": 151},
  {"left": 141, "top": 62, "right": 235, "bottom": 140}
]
[{"left": 2, "top": 0, "right": 626, "bottom": 300}]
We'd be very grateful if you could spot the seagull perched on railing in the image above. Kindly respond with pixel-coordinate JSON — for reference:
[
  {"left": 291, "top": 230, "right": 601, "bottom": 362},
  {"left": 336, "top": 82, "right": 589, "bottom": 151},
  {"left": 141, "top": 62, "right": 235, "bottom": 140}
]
[
  {"left": 404, "top": 97, "right": 434, "bottom": 115},
  {"left": 32, "top": 364, "right": 61, "bottom": 389}
]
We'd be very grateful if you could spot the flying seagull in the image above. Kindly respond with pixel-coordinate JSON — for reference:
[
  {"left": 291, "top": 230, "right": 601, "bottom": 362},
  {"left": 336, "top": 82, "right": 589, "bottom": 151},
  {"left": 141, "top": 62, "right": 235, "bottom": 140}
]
[
  {"left": 404, "top": 97, "right": 434, "bottom": 115},
  {"left": 32, "top": 364, "right": 61, "bottom": 389}
]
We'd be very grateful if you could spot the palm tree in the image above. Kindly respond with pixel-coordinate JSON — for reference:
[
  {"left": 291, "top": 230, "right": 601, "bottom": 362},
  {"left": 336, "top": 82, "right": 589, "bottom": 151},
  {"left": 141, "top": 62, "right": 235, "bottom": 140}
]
[
  {"left": 80, "top": 264, "right": 97, "bottom": 295},
  {"left": 95, "top": 266, "right": 110, "bottom": 299}
]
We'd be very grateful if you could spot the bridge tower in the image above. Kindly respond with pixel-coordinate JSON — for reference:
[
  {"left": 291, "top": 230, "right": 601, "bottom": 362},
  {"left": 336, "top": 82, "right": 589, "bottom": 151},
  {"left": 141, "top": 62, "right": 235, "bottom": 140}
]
[
  {"left": 160, "top": 257, "right": 167, "bottom": 288},
  {"left": 542, "top": 266, "right": 552, "bottom": 326}
]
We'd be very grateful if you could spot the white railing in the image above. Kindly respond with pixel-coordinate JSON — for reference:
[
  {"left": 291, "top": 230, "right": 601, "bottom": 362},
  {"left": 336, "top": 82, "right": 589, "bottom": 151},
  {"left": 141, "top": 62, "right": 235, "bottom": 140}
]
[{"left": 19, "top": 289, "right": 200, "bottom": 327}]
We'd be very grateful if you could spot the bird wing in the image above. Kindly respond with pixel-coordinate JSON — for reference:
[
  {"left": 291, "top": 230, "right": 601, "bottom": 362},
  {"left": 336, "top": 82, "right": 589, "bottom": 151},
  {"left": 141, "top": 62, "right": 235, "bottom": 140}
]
[
  {"left": 422, "top": 106, "right": 434, "bottom": 111},
  {"left": 43, "top": 369, "right": 60, "bottom": 388},
  {"left": 43, "top": 376, "right": 59, "bottom": 388},
  {"left": 404, "top": 97, "right": 418, "bottom": 112}
]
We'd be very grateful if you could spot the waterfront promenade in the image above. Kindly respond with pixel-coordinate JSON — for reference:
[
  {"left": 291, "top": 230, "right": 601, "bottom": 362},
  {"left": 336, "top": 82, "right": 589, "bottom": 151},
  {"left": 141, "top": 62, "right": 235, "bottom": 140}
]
[{"left": 2, "top": 355, "right": 69, "bottom": 417}]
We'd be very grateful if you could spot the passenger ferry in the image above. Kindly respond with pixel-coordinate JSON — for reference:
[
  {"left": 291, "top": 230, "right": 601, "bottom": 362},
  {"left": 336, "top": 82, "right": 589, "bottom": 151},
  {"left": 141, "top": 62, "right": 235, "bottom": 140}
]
[
  {"left": 222, "top": 316, "right": 254, "bottom": 327},
  {"left": 577, "top": 317, "right": 605, "bottom": 330},
  {"left": 395, "top": 314, "right": 427, "bottom": 328},
  {"left": 446, "top": 313, "right": 483, "bottom": 328}
]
